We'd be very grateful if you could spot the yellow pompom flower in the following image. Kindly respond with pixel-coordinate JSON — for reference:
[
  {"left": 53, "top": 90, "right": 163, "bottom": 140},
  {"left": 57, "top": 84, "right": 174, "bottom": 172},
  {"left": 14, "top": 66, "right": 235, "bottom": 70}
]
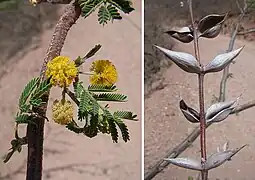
[
  {"left": 52, "top": 99, "right": 74, "bottom": 125},
  {"left": 46, "top": 56, "right": 78, "bottom": 88},
  {"left": 89, "top": 60, "right": 117, "bottom": 86}
]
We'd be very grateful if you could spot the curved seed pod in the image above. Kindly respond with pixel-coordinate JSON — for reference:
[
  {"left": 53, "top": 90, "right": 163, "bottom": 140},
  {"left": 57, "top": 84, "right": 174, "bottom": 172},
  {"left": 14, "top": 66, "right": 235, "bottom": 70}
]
[
  {"left": 204, "top": 46, "right": 244, "bottom": 73},
  {"left": 205, "top": 97, "right": 240, "bottom": 123},
  {"left": 179, "top": 100, "right": 200, "bottom": 123},
  {"left": 154, "top": 45, "right": 201, "bottom": 74},
  {"left": 199, "top": 24, "right": 222, "bottom": 39},
  {"left": 206, "top": 107, "right": 234, "bottom": 123},
  {"left": 164, "top": 158, "right": 202, "bottom": 171},
  {"left": 198, "top": 13, "right": 228, "bottom": 36},
  {"left": 165, "top": 27, "right": 194, "bottom": 43},
  {"left": 205, "top": 144, "right": 247, "bottom": 170}
]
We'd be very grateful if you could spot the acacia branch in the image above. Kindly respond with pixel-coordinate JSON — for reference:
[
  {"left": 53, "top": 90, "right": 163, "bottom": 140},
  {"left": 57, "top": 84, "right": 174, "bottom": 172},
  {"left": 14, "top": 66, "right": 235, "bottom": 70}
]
[{"left": 26, "top": 2, "right": 81, "bottom": 180}]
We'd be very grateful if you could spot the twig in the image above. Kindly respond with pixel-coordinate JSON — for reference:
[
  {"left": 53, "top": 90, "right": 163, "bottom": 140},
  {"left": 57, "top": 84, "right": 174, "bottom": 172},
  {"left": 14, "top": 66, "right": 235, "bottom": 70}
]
[
  {"left": 231, "top": 99, "right": 255, "bottom": 113},
  {"left": 219, "top": 0, "right": 247, "bottom": 102},
  {"left": 26, "top": 1, "right": 81, "bottom": 180},
  {"left": 64, "top": 88, "right": 80, "bottom": 105},
  {"left": 237, "top": 28, "right": 255, "bottom": 35}
]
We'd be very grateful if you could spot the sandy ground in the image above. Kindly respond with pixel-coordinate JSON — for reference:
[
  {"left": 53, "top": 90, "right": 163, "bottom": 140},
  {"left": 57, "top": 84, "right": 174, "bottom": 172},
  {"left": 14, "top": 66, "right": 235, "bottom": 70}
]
[
  {"left": 145, "top": 34, "right": 255, "bottom": 180},
  {"left": 0, "top": 1, "right": 141, "bottom": 180}
]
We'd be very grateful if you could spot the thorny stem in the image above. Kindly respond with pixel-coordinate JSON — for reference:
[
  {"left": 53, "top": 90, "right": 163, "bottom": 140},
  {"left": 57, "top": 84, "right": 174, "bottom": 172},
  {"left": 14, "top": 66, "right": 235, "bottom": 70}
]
[
  {"left": 188, "top": 0, "right": 207, "bottom": 179},
  {"left": 26, "top": 2, "right": 81, "bottom": 180}
]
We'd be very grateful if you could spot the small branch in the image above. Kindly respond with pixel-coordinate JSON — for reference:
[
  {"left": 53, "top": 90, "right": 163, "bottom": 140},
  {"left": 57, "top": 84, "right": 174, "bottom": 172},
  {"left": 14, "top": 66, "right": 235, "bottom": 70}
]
[
  {"left": 26, "top": 2, "right": 81, "bottom": 180},
  {"left": 64, "top": 88, "right": 80, "bottom": 105},
  {"left": 237, "top": 28, "right": 255, "bottom": 35},
  {"left": 231, "top": 99, "right": 255, "bottom": 113},
  {"left": 219, "top": 0, "right": 247, "bottom": 102}
]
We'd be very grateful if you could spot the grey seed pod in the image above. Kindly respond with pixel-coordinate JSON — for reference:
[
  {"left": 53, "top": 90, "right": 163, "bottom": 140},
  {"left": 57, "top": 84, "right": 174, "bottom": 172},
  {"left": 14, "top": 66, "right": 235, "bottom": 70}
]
[
  {"left": 204, "top": 46, "right": 244, "bottom": 73},
  {"left": 199, "top": 24, "right": 222, "bottom": 39},
  {"left": 179, "top": 100, "right": 200, "bottom": 123},
  {"left": 205, "top": 97, "right": 240, "bottom": 123},
  {"left": 165, "top": 27, "right": 194, "bottom": 43},
  {"left": 154, "top": 45, "right": 201, "bottom": 74},
  {"left": 164, "top": 157, "right": 203, "bottom": 171},
  {"left": 204, "top": 144, "right": 247, "bottom": 170},
  {"left": 197, "top": 13, "right": 228, "bottom": 36}
]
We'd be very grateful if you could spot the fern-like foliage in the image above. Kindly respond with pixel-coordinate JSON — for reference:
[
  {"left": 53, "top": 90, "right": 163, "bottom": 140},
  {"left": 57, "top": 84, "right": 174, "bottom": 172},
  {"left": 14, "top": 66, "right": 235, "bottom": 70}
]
[
  {"left": 30, "top": 78, "right": 52, "bottom": 99},
  {"left": 19, "top": 77, "right": 39, "bottom": 109},
  {"left": 65, "top": 79, "right": 137, "bottom": 143},
  {"left": 78, "top": 0, "right": 134, "bottom": 25},
  {"left": 91, "top": 92, "right": 127, "bottom": 101},
  {"left": 74, "top": 81, "right": 84, "bottom": 99},
  {"left": 103, "top": 109, "right": 118, "bottom": 142},
  {"left": 88, "top": 84, "right": 118, "bottom": 92},
  {"left": 114, "top": 117, "right": 129, "bottom": 142},
  {"left": 113, "top": 110, "right": 137, "bottom": 120},
  {"left": 15, "top": 77, "right": 52, "bottom": 127}
]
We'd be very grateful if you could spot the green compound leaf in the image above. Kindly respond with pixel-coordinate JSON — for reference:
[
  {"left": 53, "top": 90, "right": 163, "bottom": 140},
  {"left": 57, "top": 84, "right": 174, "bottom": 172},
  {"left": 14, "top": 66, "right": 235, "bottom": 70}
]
[
  {"left": 98, "top": 4, "right": 122, "bottom": 25},
  {"left": 29, "top": 98, "right": 43, "bottom": 107},
  {"left": 31, "top": 78, "right": 52, "bottom": 99},
  {"left": 78, "top": 110, "right": 89, "bottom": 122},
  {"left": 98, "top": 5, "right": 111, "bottom": 25},
  {"left": 109, "top": 0, "right": 134, "bottom": 13},
  {"left": 88, "top": 84, "right": 118, "bottom": 92},
  {"left": 19, "top": 104, "right": 31, "bottom": 114},
  {"left": 74, "top": 81, "right": 85, "bottom": 99},
  {"left": 19, "top": 77, "right": 40, "bottom": 108},
  {"left": 78, "top": 0, "right": 134, "bottom": 25},
  {"left": 84, "top": 90, "right": 100, "bottom": 115},
  {"left": 107, "top": 4, "right": 122, "bottom": 21},
  {"left": 113, "top": 111, "right": 138, "bottom": 120},
  {"left": 104, "top": 109, "right": 118, "bottom": 143},
  {"left": 15, "top": 114, "right": 30, "bottom": 124},
  {"left": 114, "top": 117, "right": 129, "bottom": 142},
  {"left": 66, "top": 121, "right": 84, "bottom": 133},
  {"left": 98, "top": 114, "right": 109, "bottom": 134},
  {"left": 92, "top": 92, "right": 127, "bottom": 102},
  {"left": 79, "top": 90, "right": 92, "bottom": 114},
  {"left": 79, "top": 0, "right": 102, "bottom": 18},
  {"left": 83, "top": 114, "right": 99, "bottom": 138}
]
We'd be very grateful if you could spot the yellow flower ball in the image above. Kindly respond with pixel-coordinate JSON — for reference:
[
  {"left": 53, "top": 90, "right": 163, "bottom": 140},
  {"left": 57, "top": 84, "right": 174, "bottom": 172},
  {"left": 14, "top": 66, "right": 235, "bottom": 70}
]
[
  {"left": 89, "top": 60, "right": 117, "bottom": 86},
  {"left": 46, "top": 56, "right": 78, "bottom": 88},
  {"left": 52, "top": 99, "right": 74, "bottom": 125}
]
